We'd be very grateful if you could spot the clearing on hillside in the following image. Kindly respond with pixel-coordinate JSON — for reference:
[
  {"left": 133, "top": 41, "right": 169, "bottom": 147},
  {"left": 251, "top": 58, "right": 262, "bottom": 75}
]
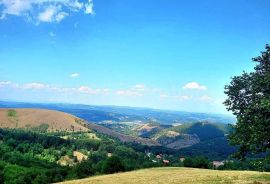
[{"left": 58, "top": 167, "right": 270, "bottom": 184}]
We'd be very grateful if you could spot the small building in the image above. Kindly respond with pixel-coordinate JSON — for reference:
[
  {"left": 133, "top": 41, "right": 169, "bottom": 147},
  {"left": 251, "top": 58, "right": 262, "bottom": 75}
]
[
  {"left": 212, "top": 161, "right": 224, "bottom": 168},
  {"left": 107, "top": 153, "right": 113, "bottom": 157},
  {"left": 163, "top": 159, "right": 170, "bottom": 165},
  {"left": 179, "top": 157, "right": 185, "bottom": 162}
]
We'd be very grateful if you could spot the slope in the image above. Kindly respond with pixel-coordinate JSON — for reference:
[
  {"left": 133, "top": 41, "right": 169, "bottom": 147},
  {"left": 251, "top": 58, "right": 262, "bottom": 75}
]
[
  {"left": 0, "top": 108, "right": 89, "bottom": 132},
  {"left": 0, "top": 108, "right": 159, "bottom": 146},
  {"left": 58, "top": 167, "right": 270, "bottom": 184}
]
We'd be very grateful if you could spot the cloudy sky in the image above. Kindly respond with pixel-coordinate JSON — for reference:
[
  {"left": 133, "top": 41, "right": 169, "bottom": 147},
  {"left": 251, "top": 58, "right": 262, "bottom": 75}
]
[{"left": 0, "top": 0, "right": 269, "bottom": 114}]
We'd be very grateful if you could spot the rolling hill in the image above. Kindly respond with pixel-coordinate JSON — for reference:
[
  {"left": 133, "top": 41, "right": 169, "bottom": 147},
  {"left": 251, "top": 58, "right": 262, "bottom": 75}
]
[
  {"left": 0, "top": 108, "right": 159, "bottom": 146},
  {"left": 0, "top": 108, "right": 89, "bottom": 132},
  {"left": 0, "top": 108, "right": 236, "bottom": 158},
  {"left": 58, "top": 167, "right": 270, "bottom": 184}
]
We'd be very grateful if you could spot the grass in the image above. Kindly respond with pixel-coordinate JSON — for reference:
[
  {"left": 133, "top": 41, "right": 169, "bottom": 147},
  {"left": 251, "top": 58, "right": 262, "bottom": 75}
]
[
  {"left": 7, "top": 109, "right": 17, "bottom": 117},
  {"left": 58, "top": 167, "right": 270, "bottom": 184},
  {"left": 0, "top": 108, "right": 89, "bottom": 132}
]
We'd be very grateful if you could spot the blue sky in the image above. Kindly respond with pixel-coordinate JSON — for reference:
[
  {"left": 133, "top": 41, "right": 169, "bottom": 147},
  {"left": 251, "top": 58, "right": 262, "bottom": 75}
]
[{"left": 0, "top": 0, "right": 269, "bottom": 114}]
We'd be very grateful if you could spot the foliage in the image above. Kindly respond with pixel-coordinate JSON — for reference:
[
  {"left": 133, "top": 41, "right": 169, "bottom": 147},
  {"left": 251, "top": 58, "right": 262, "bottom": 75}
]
[
  {"left": 7, "top": 110, "right": 16, "bottom": 118},
  {"left": 224, "top": 44, "right": 270, "bottom": 159},
  {"left": 181, "top": 137, "right": 236, "bottom": 160},
  {"left": 183, "top": 156, "right": 212, "bottom": 169},
  {"left": 218, "top": 156, "right": 270, "bottom": 172},
  {"left": 102, "top": 156, "right": 125, "bottom": 174},
  {"left": 0, "top": 128, "right": 160, "bottom": 184}
]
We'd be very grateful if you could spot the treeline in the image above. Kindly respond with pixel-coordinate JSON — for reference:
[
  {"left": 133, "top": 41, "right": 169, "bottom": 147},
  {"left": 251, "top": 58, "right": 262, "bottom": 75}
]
[{"left": 181, "top": 156, "right": 270, "bottom": 172}]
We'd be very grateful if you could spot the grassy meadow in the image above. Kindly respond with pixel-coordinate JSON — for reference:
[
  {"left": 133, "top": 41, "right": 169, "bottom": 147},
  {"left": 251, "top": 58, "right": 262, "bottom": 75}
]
[{"left": 58, "top": 167, "right": 270, "bottom": 184}]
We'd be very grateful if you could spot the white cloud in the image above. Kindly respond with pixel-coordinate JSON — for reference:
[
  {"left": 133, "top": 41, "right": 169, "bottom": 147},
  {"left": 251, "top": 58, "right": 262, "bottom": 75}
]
[
  {"left": 78, "top": 86, "right": 96, "bottom": 94},
  {"left": 85, "top": 0, "right": 94, "bottom": 14},
  {"left": 0, "top": 0, "right": 32, "bottom": 17},
  {"left": 116, "top": 84, "right": 146, "bottom": 97},
  {"left": 177, "top": 95, "right": 190, "bottom": 101},
  {"left": 116, "top": 90, "right": 142, "bottom": 97},
  {"left": 160, "top": 93, "right": 191, "bottom": 101},
  {"left": 38, "top": 5, "right": 57, "bottom": 22},
  {"left": 0, "top": 81, "right": 12, "bottom": 87},
  {"left": 183, "top": 82, "right": 207, "bottom": 90},
  {"left": 55, "top": 11, "right": 69, "bottom": 22},
  {"left": 198, "top": 95, "right": 222, "bottom": 104},
  {"left": 0, "top": 80, "right": 110, "bottom": 96},
  {"left": 78, "top": 86, "right": 109, "bottom": 95},
  {"left": 37, "top": 5, "right": 69, "bottom": 23},
  {"left": 70, "top": 73, "right": 79, "bottom": 78},
  {"left": 0, "top": 0, "right": 95, "bottom": 24},
  {"left": 132, "top": 84, "right": 145, "bottom": 91},
  {"left": 160, "top": 94, "right": 169, "bottom": 98},
  {"left": 23, "top": 82, "right": 48, "bottom": 90}
]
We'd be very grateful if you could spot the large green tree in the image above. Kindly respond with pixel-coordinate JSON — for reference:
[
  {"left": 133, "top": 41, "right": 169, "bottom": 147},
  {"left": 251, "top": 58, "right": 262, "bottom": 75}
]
[{"left": 224, "top": 44, "right": 270, "bottom": 159}]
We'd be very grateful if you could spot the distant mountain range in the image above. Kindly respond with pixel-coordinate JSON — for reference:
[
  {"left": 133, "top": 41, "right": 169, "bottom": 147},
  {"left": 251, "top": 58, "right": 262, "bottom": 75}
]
[{"left": 0, "top": 101, "right": 236, "bottom": 125}]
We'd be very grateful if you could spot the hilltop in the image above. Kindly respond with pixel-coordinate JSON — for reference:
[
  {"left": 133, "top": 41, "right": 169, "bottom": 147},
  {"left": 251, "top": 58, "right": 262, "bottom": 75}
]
[
  {"left": 58, "top": 167, "right": 270, "bottom": 184},
  {"left": 0, "top": 108, "right": 89, "bottom": 132}
]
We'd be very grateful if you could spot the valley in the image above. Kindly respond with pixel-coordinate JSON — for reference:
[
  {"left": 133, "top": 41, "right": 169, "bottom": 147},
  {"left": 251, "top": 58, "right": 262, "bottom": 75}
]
[{"left": 0, "top": 104, "right": 266, "bottom": 184}]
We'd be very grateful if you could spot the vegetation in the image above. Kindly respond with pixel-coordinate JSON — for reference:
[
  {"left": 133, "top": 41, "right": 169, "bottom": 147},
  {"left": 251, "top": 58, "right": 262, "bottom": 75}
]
[
  {"left": 0, "top": 128, "right": 162, "bottom": 184},
  {"left": 224, "top": 44, "right": 270, "bottom": 159},
  {"left": 58, "top": 167, "right": 270, "bottom": 184},
  {"left": 183, "top": 157, "right": 212, "bottom": 169},
  {"left": 7, "top": 109, "right": 16, "bottom": 118}
]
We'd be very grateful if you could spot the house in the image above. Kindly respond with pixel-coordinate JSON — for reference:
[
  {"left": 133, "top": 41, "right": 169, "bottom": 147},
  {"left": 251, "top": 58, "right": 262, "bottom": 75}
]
[
  {"left": 179, "top": 157, "right": 185, "bottom": 162},
  {"left": 212, "top": 161, "right": 224, "bottom": 168},
  {"left": 156, "top": 155, "right": 162, "bottom": 159},
  {"left": 163, "top": 159, "right": 170, "bottom": 165},
  {"left": 107, "top": 153, "right": 112, "bottom": 157}
]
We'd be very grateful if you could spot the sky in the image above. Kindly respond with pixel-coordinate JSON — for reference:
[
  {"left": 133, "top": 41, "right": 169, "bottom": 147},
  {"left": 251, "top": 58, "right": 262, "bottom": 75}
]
[{"left": 0, "top": 0, "right": 269, "bottom": 114}]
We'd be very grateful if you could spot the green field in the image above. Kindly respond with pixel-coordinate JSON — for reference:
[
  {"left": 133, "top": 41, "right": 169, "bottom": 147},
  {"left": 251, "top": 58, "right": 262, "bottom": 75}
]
[{"left": 58, "top": 167, "right": 270, "bottom": 184}]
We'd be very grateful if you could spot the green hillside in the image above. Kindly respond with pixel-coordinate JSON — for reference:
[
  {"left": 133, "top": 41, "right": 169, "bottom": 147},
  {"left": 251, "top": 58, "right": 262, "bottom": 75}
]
[
  {"left": 0, "top": 128, "right": 163, "bottom": 184},
  {"left": 58, "top": 167, "right": 270, "bottom": 184}
]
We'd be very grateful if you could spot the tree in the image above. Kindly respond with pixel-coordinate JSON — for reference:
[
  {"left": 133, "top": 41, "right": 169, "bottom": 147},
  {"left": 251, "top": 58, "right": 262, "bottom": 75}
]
[
  {"left": 74, "top": 160, "right": 94, "bottom": 179},
  {"left": 102, "top": 156, "right": 125, "bottom": 174},
  {"left": 183, "top": 157, "right": 211, "bottom": 169},
  {"left": 224, "top": 44, "right": 270, "bottom": 159}
]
